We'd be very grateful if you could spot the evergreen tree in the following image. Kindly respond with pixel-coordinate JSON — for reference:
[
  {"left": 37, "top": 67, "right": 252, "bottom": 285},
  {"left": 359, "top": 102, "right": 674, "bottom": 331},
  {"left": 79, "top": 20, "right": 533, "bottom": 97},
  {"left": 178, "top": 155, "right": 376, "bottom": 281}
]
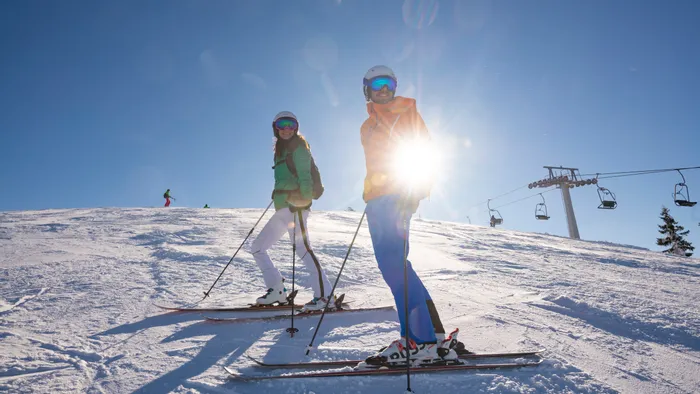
[{"left": 656, "top": 206, "right": 694, "bottom": 257}]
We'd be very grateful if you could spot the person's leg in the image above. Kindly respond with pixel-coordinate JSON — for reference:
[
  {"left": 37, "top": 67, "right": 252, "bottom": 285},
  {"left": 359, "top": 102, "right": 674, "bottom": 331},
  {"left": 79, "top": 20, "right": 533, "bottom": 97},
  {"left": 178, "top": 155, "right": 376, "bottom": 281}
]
[
  {"left": 165, "top": 198, "right": 170, "bottom": 207},
  {"left": 288, "top": 210, "right": 331, "bottom": 299},
  {"left": 366, "top": 195, "right": 436, "bottom": 344},
  {"left": 250, "top": 209, "right": 290, "bottom": 288},
  {"left": 426, "top": 299, "right": 446, "bottom": 335}
]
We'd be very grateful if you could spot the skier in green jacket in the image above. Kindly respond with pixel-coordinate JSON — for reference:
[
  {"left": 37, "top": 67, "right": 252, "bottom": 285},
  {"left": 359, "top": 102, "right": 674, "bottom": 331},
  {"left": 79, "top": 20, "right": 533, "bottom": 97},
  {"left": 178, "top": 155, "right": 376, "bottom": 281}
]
[{"left": 248, "top": 111, "right": 335, "bottom": 313}]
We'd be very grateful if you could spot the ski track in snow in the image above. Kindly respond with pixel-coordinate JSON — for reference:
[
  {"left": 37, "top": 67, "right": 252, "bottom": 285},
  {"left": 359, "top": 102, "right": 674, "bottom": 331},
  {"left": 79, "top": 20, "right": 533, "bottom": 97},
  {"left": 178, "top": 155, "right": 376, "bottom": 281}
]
[{"left": 0, "top": 207, "right": 698, "bottom": 393}]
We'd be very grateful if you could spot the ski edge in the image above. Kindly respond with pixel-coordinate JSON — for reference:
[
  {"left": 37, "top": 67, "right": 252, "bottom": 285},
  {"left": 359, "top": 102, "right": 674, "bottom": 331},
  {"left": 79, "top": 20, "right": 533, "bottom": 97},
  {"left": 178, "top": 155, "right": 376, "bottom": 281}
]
[{"left": 226, "top": 360, "right": 543, "bottom": 381}]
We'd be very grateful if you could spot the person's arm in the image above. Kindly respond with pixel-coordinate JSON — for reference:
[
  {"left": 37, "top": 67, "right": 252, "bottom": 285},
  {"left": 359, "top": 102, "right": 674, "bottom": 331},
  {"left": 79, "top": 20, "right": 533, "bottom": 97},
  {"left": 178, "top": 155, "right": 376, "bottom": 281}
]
[{"left": 292, "top": 146, "right": 313, "bottom": 201}]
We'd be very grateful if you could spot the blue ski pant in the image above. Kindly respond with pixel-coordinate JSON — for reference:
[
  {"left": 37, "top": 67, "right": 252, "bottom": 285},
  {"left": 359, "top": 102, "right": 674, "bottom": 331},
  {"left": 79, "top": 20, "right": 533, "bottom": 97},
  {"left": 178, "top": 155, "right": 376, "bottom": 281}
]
[{"left": 366, "top": 194, "right": 437, "bottom": 344}]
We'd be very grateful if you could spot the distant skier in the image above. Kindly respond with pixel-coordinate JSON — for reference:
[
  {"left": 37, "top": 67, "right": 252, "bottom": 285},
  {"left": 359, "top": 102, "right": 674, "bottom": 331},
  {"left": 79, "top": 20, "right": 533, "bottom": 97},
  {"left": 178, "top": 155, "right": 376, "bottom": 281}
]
[
  {"left": 490, "top": 215, "right": 497, "bottom": 228},
  {"left": 203, "top": 204, "right": 209, "bottom": 208},
  {"left": 358, "top": 65, "right": 467, "bottom": 366},
  {"left": 248, "top": 111, "right": 335, "bottom": 313},
  {"left": 163, "top": 189, "right": 174, "bottom": 207}
]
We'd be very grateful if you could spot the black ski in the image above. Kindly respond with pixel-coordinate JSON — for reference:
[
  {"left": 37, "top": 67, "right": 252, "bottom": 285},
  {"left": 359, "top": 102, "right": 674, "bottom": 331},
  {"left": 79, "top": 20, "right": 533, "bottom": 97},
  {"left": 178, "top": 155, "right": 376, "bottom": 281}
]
[
  {"left": 246, "top": 349, "right": 543, "bottom": 368},
  {"left": 225, "top": 359, "right": 542, "bottom": 380}
]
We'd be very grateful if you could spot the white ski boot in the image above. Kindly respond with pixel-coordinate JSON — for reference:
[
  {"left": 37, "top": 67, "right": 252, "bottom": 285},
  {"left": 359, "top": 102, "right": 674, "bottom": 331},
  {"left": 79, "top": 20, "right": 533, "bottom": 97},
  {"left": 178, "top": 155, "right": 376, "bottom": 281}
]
[
  {"left": 255, "top": 279, "right": 288, "bottom": 306},
  {"left": 362, "top": 337, "right": 417, "bottom": 367},
  {"left": 299, "top": 295, "right": 337, "bottom": 313},
  {"left": 362, "top": 338, "right": 444, "bottom": 366},
  {"left": 362, "top": 334, "right": 461, "bottom": 368}
]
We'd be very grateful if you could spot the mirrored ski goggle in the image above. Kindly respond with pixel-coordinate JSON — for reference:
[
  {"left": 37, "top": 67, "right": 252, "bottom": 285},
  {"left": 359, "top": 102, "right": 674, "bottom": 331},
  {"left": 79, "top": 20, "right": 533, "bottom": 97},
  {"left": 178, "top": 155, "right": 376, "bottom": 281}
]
[
  {"left": 364, "top": 76, "right": 397, "bottom": 92},
  {"left": 274, "top": 118, "right": 298, "bottom": 130}
]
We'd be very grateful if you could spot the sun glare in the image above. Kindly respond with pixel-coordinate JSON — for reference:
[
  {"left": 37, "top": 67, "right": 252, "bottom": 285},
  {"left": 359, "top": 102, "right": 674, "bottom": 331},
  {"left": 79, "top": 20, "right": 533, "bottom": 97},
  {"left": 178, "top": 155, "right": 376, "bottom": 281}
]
[{"left": 391, "top": 138, "right": 443, "bottom": 191}]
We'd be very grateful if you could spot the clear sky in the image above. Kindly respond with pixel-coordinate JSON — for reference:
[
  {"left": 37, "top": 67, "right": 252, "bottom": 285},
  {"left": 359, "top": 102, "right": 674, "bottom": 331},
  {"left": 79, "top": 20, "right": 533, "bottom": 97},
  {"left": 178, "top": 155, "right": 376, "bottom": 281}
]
[{"left": 1, "top": 0, "right": 699, "bottom": 251}]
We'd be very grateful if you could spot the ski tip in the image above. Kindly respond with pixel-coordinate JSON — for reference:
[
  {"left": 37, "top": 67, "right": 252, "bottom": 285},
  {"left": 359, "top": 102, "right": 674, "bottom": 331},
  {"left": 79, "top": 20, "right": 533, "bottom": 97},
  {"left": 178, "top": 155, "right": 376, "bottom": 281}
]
[
  {"left": 515, "top": 359, "right": 543, "bottom": 368},
  {"left": 153, "top": 303, "right": 188, "bottom": 311},
  {"left": 244, "top": 354, "right": 263, "bottom": 366},
  {"left": 224, "top": 366, "right": 242, "bottom": 378},
  {"left": 224, "top": 365, "right": 259, "bottom": 380}
]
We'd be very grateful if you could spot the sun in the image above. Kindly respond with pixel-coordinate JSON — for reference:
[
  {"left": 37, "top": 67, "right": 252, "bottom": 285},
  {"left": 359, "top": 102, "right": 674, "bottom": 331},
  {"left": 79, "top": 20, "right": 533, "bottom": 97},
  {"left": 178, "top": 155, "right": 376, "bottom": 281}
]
[{"left": 391, "top": 138, "right": 443, "bottom": 192}]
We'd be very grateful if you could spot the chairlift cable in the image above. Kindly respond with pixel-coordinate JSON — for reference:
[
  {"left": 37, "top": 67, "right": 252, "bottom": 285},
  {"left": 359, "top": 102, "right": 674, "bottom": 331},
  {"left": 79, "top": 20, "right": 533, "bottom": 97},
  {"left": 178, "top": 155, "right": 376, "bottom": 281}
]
[
  {"left": 491, "top": 188, "right": 558, "bottom": 210},
  {"left": 465, "top": 183, "right": 531, "bottom": 212},
  {"left": 580, "top": 165, "right": 700, "bottom": 179}
]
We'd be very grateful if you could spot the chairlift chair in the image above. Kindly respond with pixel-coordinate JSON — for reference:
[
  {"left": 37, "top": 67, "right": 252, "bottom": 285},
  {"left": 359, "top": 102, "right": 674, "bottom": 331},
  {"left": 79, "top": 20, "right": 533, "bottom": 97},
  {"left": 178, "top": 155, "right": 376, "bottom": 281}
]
[
  {"left": 674, "top": 170, "right": 697, "bottom": 207},
  {"left": 535, "top": 193, "right": 550, "bottom": 220},
  {"left": 487, "top": 199, "right": 503, "bottom": 227},
  {"left": 597, "top": 186, "right": 617, "bottom": 209}
]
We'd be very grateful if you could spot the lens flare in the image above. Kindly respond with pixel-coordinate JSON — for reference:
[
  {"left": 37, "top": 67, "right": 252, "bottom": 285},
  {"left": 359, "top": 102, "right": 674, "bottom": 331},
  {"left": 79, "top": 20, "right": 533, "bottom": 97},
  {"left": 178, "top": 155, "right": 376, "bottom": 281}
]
[{"left": 391, "top": 138, "right": 442, "bottom": 190}]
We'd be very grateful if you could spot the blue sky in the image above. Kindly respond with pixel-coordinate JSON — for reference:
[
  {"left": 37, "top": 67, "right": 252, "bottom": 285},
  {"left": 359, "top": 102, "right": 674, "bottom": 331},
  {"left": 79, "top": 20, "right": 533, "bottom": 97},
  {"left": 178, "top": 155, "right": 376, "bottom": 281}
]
[{"left": 1, "top": 0, "right": 699, "bottom": 251}]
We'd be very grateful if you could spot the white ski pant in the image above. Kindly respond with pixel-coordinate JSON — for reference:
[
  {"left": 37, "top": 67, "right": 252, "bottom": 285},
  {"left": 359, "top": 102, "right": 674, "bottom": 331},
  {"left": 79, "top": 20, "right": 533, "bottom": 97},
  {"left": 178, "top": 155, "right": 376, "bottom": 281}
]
[{"left": 249, "top": 208, "right": 331, "bottom": 298}]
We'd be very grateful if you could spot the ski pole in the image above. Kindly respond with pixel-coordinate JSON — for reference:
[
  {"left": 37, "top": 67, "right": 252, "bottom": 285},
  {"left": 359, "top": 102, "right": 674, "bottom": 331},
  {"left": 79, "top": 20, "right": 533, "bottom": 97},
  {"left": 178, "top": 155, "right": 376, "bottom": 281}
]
[
  {"left": 401, "top": 208, "right": 413, "bottom": 393},
  {"left": 306, "top": 207, "right": 367, "bottom": 355},
  {"left": 202, "top": 200, "right": 273, "bottom": 299},
  {"left": 286, "top": 212, "right": 299, "bottom": 337}
]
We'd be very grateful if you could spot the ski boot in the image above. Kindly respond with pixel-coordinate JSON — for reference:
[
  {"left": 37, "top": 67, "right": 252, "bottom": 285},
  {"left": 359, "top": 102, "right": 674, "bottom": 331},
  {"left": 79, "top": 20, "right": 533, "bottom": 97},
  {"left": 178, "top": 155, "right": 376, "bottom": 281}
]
[
  {"left": 299, "top": 294, "right": 338, "bottom": 313},
  {"left": 360, "top": 337, "right": 459, "bottom": 369},
  {"left": 361, "top": 337, "right": 417, "bottom": 368},
  {"left": 255, "top": 279, "right": 288, "bottom": 306}
]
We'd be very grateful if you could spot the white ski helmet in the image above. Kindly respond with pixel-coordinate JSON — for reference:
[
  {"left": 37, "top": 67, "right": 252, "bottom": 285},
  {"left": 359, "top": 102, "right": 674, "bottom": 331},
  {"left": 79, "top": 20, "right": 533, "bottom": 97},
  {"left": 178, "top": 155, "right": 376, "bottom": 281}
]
[
  {"left": 363, "top": 65, "right": 397, "bottom": 102},
  {"left": 273, "top": 111, "right": 297, "bottom": 122},
  {"left": 272, "top": 111, "right": 298, "bottom": 137}
]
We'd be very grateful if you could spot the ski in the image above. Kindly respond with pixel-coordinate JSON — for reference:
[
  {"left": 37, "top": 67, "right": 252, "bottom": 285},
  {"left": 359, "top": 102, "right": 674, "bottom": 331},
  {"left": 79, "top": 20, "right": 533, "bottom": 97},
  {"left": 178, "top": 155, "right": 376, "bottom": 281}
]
[
  {"left": 204, "top": 304, "right": 395, "bottom": 323},
  {"left": 155, "top": 303, "right": 306, "bottom": 312},
  {"left": 246, "top": 349, "right": 543, "bottom": 369},
  {"left": 154, "top": 290, "right": 350, "bottom": 312},
  {"left": 225, "top": 360, "right": 542, "bottom": 380}
]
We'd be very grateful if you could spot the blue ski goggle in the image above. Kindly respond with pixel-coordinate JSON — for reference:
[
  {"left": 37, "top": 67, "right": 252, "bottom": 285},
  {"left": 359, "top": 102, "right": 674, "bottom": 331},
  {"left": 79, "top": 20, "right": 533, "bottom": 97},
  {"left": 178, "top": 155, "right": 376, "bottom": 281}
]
[
  {"left": 274, "top": 117, "right": 298, "bottom": 130},
  {"left": 363, "top": 76, "right": 397, "bottom": 92}
]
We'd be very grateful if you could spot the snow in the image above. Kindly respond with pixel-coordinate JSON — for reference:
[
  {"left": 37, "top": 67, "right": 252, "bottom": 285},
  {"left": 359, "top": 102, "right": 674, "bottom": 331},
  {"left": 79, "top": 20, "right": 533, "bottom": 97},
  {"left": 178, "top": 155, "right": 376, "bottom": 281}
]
[{"left": 1, "top": 207, "right": 698, "bottom": 393}]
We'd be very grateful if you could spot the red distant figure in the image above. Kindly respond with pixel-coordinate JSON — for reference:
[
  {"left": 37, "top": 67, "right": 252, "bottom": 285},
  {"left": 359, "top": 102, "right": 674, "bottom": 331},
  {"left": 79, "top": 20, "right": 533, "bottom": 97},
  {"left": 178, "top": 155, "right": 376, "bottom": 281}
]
[{"left": 163, "top": 189, "right": 174, "bottom": 207}]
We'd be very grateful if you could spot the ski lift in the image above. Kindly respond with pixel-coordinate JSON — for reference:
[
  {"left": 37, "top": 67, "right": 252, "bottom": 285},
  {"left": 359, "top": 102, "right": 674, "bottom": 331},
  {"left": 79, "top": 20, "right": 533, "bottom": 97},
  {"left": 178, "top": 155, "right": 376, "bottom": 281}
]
[
  {"left": 673, "top": 170, "right": 697, "bottom": 207},
  {"left": 535, "top": 194, "right": 550, "bottom": 220},
  {"left": 594, "top": 176, "right": 617, "bottom": 209},
  {"left": 597, "top": 187, "right": 617, "bottom": 209},
  {"left": 487, "top": 199, "right": 503, "bottom": 227}
]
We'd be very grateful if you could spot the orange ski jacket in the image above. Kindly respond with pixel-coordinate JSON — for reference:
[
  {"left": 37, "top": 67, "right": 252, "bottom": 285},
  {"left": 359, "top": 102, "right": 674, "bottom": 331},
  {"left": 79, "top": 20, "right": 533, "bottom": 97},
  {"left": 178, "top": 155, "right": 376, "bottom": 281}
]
[{"left": 359, "top": 96, "right": 432, "bottom": 202}]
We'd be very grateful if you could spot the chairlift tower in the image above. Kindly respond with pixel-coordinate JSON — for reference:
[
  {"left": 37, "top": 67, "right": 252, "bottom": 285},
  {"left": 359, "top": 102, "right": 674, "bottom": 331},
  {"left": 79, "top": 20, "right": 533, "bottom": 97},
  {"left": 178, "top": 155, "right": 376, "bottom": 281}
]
[{"left": 528, "top": 166, "right": 598, "bottom": 240}]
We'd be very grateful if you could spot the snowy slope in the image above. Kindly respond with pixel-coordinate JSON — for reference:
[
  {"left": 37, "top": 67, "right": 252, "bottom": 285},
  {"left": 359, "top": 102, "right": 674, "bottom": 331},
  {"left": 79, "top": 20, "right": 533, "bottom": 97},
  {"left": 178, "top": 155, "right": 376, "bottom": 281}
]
[{"left": 0, "top": 207, "right": 698, "bottom": 394}]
